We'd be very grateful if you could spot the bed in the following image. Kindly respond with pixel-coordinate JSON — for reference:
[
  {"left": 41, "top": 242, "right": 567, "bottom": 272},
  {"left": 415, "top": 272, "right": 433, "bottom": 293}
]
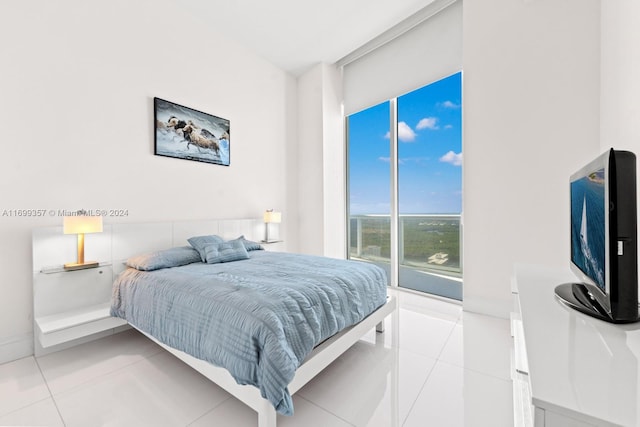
[
  {"left": 106, "top": 227, "right": 397, "bottom": 427},
  {"left": 32, "top": 219, "right": 397, "bottom": 427}
]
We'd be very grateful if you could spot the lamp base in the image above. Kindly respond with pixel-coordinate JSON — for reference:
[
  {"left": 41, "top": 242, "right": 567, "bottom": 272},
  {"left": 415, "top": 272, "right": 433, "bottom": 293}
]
[{"left": 63, "top": 261, "right": 99, "bottom": 271}]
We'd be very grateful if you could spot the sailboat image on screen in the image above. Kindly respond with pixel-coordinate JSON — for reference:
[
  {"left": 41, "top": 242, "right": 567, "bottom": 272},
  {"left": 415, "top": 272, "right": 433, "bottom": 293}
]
[
  {"left": 580, "top": 196, "right": 589, "bottom": 262},
  {"left": 578, "top": 195, "right": 602, "bottom": 287}
]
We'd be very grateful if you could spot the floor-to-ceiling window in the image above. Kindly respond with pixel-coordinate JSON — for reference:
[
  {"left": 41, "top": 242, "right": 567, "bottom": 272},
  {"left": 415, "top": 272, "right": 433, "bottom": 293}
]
[
  {"left": 347, "top": 101, "right": 392, "bottom": 280},
  {"left": 348, "top": 72, "right": 462, "bottom": 300}
]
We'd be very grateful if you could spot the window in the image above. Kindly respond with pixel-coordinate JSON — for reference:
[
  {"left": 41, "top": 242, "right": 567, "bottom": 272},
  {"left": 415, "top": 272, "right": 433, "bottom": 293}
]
[
  {"left": 347, "top": 72, "right": 462, "bottom": 300},
  {"left": 348, "top": 101, "right": 392, "bottom": 280}
]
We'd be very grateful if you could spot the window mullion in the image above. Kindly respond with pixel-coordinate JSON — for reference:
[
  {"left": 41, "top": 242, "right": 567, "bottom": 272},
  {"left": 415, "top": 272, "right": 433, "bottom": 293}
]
[{"left": 389, "top": 98, "right": 399, "bottom": 287}]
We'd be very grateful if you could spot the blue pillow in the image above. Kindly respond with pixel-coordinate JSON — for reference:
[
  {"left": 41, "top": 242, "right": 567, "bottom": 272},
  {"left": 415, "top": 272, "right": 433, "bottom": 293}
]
[
  {"left": 127, "top": 246, "right": 201, "bottom": 271},
  {"left": 233, "top": 235, "right": 264, "bottom": 251},
  {"left": 203, "top": 239, "right": 250, "bottom": 264},
  {"left": 188, "top": 234, "right": 225, "bottom": 262}
]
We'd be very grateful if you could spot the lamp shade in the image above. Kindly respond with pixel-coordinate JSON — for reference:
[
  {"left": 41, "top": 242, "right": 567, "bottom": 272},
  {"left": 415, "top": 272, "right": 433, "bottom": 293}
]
[
  {"left": 63, "top": 215, "right": 103, "bottom": 235},
  {"left": 264, "top": 211, "right": 281, "bottom": 224}
]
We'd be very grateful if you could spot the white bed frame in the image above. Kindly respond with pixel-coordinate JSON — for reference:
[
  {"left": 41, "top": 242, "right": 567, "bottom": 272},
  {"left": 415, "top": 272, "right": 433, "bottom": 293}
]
[
  {"left": 137, "top": 298, "right": 396, "bottom": 427},
  {"left": 32, "top": 218, "right": 397, "bottom": 427}
]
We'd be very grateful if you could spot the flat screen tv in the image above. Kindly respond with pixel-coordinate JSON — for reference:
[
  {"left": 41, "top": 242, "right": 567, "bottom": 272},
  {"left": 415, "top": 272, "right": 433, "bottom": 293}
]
[{"left": 555, "top": 148, "right": 639, "bottom": 323}]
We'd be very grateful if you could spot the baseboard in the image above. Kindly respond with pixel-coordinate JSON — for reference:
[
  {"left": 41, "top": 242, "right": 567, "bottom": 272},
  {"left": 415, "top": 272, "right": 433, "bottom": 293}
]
[{"left": 0, "top": 332, "right": 34, "bottom": 365}]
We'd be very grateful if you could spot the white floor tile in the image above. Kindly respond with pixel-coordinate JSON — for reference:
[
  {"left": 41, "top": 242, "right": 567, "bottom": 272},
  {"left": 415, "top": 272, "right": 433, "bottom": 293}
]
[
  {"left": 0, "top": 357, "right": 50, "bottom": 417},
  {"left": 439, "top": 323, "right": 464, "bottom": 367},
  {"left": 187, "top": 396, "right": 254, "bottom": 427},
  {"left": 461, "top": 312, "right": 511, "bottom": 380},
  {"left": 190, "top": 395, "right": 352, "bottom": 427},
  {"left": 37, "top": 329, "right": 163, "bottom": 395},
  {"left": 403, "top": 360, "right": 514, "bottom": 427},
  {"left": 396, "top": 289, "right": 463, "bottom": 323},
  {"left": 396, "top": 308, "right": 457, "bottom": 359},
  {"left": 0, "top": 398, "right": 64, "bottom": 427},
  {"left": 53, "top": 351, "right": 230, "bottom": 427},
  {"left": 0, "top": 290, "right": 515, "bottom": 427},
  {"left": 280, "top": 397, "right": 353, "bottom": 427},
  {"left": 403, "top": 361, "right": 465, "bottom": 427},
  {"left": 462, "top": 369, "right": 513, "bottom": 427},
  {"left": 297, "top": 340, "right": 437, "bottom": 426}
]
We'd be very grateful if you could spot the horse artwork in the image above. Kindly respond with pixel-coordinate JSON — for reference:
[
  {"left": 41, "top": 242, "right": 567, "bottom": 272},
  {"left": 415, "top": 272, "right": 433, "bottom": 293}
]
[{"left": 154, "top": 97, "right": 230, "bottom": 166}]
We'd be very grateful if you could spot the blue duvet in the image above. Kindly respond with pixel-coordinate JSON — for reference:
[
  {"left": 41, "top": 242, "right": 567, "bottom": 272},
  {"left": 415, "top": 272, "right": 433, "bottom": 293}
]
[{"left": 110, "top": 251, "right": 387, "bottom": 415}]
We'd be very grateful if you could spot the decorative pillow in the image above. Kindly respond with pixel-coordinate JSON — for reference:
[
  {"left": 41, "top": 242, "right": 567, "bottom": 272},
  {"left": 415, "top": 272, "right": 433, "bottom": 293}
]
[
  {"left": 126, "top": 246, "right": 201, "bottom": 271},
  {"left": 203, "top": 239, "right": 250, "bottom": 264},
  {"left": 187, "top": 234, "right": 225, "bottom": 262},
  {"left": 233, "top": 235, "right": 264, "bottom": 251}
]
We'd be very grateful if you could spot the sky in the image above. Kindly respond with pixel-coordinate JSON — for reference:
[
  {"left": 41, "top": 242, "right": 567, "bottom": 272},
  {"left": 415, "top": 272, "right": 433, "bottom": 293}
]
[{"left": 348, "top": 72, "right": 462, "bottom": 215}]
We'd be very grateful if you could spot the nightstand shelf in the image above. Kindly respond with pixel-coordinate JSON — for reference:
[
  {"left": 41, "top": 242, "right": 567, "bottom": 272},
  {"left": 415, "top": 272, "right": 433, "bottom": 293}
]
[
  {"left": 40, "top": 262, "right": 111, "bottom": 274},
  {"left": 35, "top": 303, "right": 125, "bottom": 348},
  {"left": 33, "top": 265, "right": 127, "bottom": 354},
  {"left": 261, "top": 240, "right": 284, "bottom": 251}
]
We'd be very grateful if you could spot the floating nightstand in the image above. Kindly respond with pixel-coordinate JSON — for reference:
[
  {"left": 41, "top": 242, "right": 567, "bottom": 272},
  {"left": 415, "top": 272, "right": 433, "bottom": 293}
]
[{"left": 33, "top": 264, "right": 127, "bottom": 354}]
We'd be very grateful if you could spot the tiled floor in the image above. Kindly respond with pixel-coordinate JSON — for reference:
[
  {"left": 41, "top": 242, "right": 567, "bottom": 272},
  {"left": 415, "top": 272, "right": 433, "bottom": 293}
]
[{"left": 0, "top": 289, "right": 513, "bottom": 426}]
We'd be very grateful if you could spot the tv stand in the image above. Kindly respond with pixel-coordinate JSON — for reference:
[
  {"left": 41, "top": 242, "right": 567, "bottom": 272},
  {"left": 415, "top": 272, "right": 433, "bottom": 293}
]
[
  {"left": 512, "top": 265, "right": 640, "bottom": 427},
  {"left": 554, "top": 282, "right": 610, "bottom": 321}
]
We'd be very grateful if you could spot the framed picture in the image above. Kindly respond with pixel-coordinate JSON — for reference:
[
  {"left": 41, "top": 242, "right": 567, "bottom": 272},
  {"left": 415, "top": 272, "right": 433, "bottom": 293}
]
[{"left": 154, "top": 97, "right": 230, "bottom": 166}]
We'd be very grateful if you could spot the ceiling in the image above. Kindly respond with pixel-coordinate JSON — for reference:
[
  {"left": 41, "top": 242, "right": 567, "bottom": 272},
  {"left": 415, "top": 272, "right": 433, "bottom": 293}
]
[{"left": 176, "top": 0, "right": 437, "bottom": 76}]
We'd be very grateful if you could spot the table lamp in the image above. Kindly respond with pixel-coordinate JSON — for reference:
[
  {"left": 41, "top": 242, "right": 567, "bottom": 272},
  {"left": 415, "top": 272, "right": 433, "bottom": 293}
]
[
  {"left": 63, "top": 214, "right": 103, "bottom": 270},
  {"left": 263, "top": 210, "right": 281, "bottom": 243}
]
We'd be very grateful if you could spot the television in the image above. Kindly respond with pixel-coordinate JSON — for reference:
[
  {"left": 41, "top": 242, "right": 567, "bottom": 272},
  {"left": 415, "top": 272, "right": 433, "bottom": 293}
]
[{"left": 555, "top": 148, "right": 640, "bottom": 323}]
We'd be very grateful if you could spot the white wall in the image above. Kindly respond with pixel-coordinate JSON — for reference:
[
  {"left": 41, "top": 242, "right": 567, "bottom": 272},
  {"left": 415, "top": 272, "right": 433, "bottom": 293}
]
[
  {"left": 601, "top": 3, "right": 640, "bottom": 301},
  {"left": 322, "top": 65, "right": 347, "bottom": 259},
  {"left": 0, "top": 0, "right": 297, "bottom": 363},
  {"left": 296, "top": 63, "right": 346, "bottom": 258},
  {"left": 463, "top": 0, "right": 601, "bottom": 317},
  {"left": 600, "top": 1, "right": 640, "bottom": 155},
  {"left": 297, "top": 65, "right": 325, "bottom": 255}
]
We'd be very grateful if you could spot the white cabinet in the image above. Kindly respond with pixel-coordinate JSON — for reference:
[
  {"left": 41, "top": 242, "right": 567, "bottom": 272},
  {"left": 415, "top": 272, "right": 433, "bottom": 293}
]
[
  {"left": 33, "top": 265, "right": 127, "bottom": 355},
  {"left": 512, "top": 265, "right": 640, "bottom": 427}
]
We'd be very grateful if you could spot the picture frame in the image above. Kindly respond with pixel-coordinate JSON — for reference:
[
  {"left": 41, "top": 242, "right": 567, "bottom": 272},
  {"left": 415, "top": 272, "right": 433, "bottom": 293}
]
[{"left": 154, "top": 97, "right": 230, "bottom": 166}]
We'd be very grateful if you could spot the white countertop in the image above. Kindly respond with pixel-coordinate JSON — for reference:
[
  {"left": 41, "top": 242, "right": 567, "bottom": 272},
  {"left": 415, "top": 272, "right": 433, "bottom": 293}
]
[{"left": 514, "top": 264, "right": 640, "bottom": 427}]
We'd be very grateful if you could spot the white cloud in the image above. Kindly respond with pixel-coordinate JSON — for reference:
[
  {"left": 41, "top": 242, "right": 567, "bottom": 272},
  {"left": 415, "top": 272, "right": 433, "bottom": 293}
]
[
  {"left": 416, "top": 117, "right": 439, "bottom": 130},
  {"left": 397, "top": 121, "right": 416, "bottom": 142},
  {"left": 444, "top": 124, "right": 453, "bottom": 130},
  {"left": 439, "top": 151, "right": 462, "bottom": 166},
  {"left": 440, "top": 100, "right": 461, "bottom": 109},
  {"left": 401, "top": 156, "right": 429, "bottom": 164},
  {"left": 379, "top": 156, "right": 406, "bottom": 165}
]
